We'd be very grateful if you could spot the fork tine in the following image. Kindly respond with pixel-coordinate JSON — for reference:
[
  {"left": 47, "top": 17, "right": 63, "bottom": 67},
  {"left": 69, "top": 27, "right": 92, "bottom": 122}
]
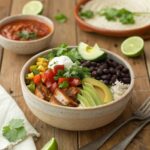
[
  {"left": 141, "top": 100, "right": 150, "bottom": 113},
  {"left": 137, "top": 97, "right": 150, "bottom": 112}
]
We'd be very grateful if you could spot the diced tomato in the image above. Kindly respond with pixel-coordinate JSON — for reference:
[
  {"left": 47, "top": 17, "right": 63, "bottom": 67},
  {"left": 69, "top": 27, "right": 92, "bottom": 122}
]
[
  {"left": 45, "top": 80, "right": 53, "bottom": 88},
  {"left": 45, "top": 69, "right": 54, "bottom": 82},
  {"left": 69, "top": 78, "right": 81, "bottom": 86},
  {"left": 50, "top": 82, "right": 58, "bottom": 93},
  {"left": 33, "top": 74, "right": 41, "bottom": 84},
  {"left": 41, "top": 69, "right": 54, "bottom": 83},
  {"left": 58, "top": 77, "right": 68, "bottom": 84},
  {"left": 53, "top": 65, "right": 64, "bottom": 75}
]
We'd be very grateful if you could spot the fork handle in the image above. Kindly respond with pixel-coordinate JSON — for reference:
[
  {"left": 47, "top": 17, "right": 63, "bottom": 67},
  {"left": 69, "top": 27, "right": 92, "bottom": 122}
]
[
  {"left": 111, "top": 118, "right": 150, "bottom": 150},
  {"left": 79, "top": 117, "right": 134, "bottom": 150}
]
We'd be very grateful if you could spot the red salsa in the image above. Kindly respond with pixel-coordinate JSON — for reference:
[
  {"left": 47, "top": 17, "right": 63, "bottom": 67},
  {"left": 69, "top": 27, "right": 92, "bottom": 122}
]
[{"left": 0, "top": 20, "right": 51, "bottom": 41}]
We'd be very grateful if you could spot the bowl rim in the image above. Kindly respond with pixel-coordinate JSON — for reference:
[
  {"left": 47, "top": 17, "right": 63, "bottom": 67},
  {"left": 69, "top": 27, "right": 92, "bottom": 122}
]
[
  {"left": 20, "top": 45, "right": 135, "bottom": 111},
  {"left": 74, "top": 0, "right": 150, "bottom": 36},
  {"left": 0, "top": 14, "right": 54, "bottom": 43}
]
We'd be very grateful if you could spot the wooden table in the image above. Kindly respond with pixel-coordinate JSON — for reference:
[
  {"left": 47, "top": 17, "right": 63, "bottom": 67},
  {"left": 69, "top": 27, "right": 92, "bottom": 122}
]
[{"left": 0, "top": 0, "right": 150, "bottom": 150}]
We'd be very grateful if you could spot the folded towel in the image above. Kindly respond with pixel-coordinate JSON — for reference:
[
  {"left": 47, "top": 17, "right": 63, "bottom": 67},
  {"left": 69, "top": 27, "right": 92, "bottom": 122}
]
[{"left": 0, "top": 85, "right": 40, "bottom": 150}]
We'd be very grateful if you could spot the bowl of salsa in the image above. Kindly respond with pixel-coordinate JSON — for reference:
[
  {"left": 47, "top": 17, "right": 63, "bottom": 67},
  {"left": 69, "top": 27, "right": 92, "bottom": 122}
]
[{"left": 0, "top": 15, "right": 54, "bottom": 54}]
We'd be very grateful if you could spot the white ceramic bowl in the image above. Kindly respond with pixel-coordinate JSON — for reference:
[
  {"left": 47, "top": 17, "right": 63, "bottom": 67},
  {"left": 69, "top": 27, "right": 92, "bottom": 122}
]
[
  {"left": 0, "top": 15, "right": 54, "bottom": 54},
  {"left": 20, "top": 47, "right": 135, "bottom": 131}
]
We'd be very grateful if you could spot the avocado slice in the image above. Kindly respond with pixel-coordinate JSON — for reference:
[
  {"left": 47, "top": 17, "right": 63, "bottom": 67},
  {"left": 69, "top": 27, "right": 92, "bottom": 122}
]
[
  {"left": 83, "top": 83, "right": 103, "bottom": 105},
  {"left": 80, "top": 90, "right": 97, "bottom": 106},
  {"left": 78, "top": 42, "right": 106, "bottom": 61},
  {"left": 82, "top": 78, "right": 113, "bottom": 104},
  {"left": 77, "top": 94, "right": 90, "bottom": 107}
]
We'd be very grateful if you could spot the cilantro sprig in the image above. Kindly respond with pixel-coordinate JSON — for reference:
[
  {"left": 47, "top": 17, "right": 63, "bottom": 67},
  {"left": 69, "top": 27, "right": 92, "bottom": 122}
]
[
  {"left": 99, "top": 8, "right": 135, "bottom": 24},
  {"left": 55, "top": 13, "right": 68, "bottom": 23},
  {"left": 79, "top": 7, "right": 136, "bottom": 25},
  {"left": 2, "top": 119, "right": 27, "bottom": 142},
  {"left": 18, "top": 30, "right": 37, "bottom": 40}
]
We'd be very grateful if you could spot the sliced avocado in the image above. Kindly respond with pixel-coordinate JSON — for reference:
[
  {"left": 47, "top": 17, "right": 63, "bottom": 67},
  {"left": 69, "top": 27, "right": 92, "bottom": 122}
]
[
  {"left": 83, "top": 83, "right": 102, "bottom": 105},
  {"left": 82, "top": 78, "right": 113, "bottom": 104},
  {"left": 77, "top": 94, "right": 90, "bottom": 107},
  {"left": 78, "top": 42, "right": 106, "bottom": 61},
  {"left": 80, "top": 90, "right": 97, "bottom": 106}
]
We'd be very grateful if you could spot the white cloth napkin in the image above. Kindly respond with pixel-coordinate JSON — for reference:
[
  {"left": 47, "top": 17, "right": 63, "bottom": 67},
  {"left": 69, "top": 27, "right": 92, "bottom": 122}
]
[{"left": 0, "top": 85, "right": 40, "bottom": 150}]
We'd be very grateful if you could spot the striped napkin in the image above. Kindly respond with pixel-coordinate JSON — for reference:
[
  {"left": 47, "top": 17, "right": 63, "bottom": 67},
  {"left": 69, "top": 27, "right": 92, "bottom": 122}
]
[{"left": 0, "top": 85, "right": 40, "bottom": 150}]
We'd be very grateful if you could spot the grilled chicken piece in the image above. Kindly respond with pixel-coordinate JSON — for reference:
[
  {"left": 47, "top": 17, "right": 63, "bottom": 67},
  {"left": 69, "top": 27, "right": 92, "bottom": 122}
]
[
  {"left": 54, "top": 88, "right": 78, "bottom": 107},
  {"left": 35, "top": 84, "right": 51, "bottom": 101},
  {"left": 64, "top": 87, "right": 80, "bottom": 99},
  {"left": 50, "top": 96, "right": 62, "bottom": 105}
]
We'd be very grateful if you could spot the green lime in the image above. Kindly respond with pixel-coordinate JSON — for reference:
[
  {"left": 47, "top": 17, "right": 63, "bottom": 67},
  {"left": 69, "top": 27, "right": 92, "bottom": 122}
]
[
  {"left": 41, "top": 137, "right": 58, "bottom": 150},
  {"left": 121, "top": 36, "right": 144, "bottom": 57},
  {"left": 22, "top": 1, "right": 43, "bottom": 15}
]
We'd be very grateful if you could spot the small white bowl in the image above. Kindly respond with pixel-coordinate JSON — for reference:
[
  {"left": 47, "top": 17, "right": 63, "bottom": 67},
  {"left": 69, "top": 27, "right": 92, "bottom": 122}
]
[
  {"left": 0, "top": 15, "right": 54, "bottom": 55},
  {"left": 20, "top": 47, "right": 135, "bottom": 131}
]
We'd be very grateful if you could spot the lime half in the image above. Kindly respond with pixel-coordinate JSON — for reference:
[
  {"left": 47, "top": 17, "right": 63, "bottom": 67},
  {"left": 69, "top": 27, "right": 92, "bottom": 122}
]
[
  {"left": 121, "top": 36, "right": 144, "bottom": 57},
  {"left": 22, "top": 1, "right": 43, "bottom": 15},
  {"left": 41, "top": 137, "right": 58, "bottom": 150}
]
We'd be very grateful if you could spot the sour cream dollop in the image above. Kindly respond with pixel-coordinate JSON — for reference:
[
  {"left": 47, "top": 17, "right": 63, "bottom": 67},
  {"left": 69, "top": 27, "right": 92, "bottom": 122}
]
[{"left": 48, "top": 55, "right": 74, "bottom": 69}]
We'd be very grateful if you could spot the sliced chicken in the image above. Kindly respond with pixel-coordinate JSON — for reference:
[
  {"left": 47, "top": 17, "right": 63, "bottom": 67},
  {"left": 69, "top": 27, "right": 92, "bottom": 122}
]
[
  {"left": 35, "top": 84, "right": 51, "bottom": 101},
  {"left": 50, "top": 96, "right": 62, "bottom": 105},
  {"left": 54, "top": 88, "right": 78, "bottom": 107},
  {"left": 64, "top": 87, "right": 80, "bottom": 99}
]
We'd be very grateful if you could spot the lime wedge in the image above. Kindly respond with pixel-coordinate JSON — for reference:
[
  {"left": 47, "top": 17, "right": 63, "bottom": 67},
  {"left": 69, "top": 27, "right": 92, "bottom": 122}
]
[
  {"left": 121, "top": 36, "right": 144, "bottom": 57},
  {"left": 41, "top": 137, "right": 58, "bottom": 150},
  {"left": 22, "top": 1, "right": 43, "bottom": 15}
]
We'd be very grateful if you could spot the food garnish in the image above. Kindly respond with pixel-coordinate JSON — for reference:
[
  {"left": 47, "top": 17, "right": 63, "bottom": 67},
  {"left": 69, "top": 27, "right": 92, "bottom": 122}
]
[
  {"left": 54, "top": 13, "right": 68, "bottom": 23},
  {"left": 25, "top": 43, "right": 131, "bottom": 108},
  {"left": 22, "top": 1, "right": 43, "bottom": 15},
  {"left": 79, "top": 7, "right": 137, "bottom": 25},
  {"left": 2, "top": 119, "right": 27, "bottom": 142},
  {"left": 99, "top": 8, "right": 135, "bottom": 24},
  {"left": 79, "top": 10, "right": 94, "bottom": 19},
  {"left": 121, "top": 36, "right": 144, "bottom": 57}
]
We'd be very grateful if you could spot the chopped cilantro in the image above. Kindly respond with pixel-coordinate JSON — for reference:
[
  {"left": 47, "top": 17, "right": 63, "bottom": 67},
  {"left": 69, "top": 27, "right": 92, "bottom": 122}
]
[
  {"left": 2, "top": 119, "right": 27, "bottom": 142},
  {"left": 59, "top": 81, "right": 69, "bottom": 88},
  {"left": 99, "top": 8, "right": 135, "bottom": 24},
  {"left": 79, "top": 10, "right": 94, "bottom": 19},
  {"left": 18, "top": 31, "right": 37, "bottom": 40},
  {"left": 55, "top": 13, "right": 68, "bottom": 23}
]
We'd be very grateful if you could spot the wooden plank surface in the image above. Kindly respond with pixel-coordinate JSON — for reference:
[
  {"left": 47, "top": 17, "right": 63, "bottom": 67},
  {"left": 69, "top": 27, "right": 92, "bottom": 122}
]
[{"left": 0, "top": 0, "right": 150, "bottom": 150}]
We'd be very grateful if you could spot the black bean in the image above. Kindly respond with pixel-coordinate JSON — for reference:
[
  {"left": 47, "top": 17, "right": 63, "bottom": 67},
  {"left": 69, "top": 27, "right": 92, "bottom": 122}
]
[
  {"left": 120, "top": 72, "right": 126, "bottom": 77},
  {"left": 112, "top": 61, "right": 118, "bottom": 67},
  {"left": 122, "top": 67, "right": 129, "bottom": 73},
  {"left": 116, "top": 64, "right": 124, "bottom": 70},
  {"left": 103, "top": 80, "right": 109, "bottom": 85},
  {"left": 92, "top": 71, "right": 97, "bottom": 77},
  {"left": 101, "top": 75, "right": 109, "bottom": 80},
  {"left": 116, "top": 70, "right": 121, "bottom": 77},
  {"left": 109, "top": 67, "right": 115, "bottom": 74},
  {"left": 96, "top": 76, "right": 101, "bottom": 80},
  {"left": 97, "top": 69, "right": 103, "bottom": 75},
  {"left": 103, "top": 68, "right": 109, "bottom": 74},
  {"left": 122, "top": 78, "right": 131, "bottom": 84},
  {"left": 91, "top": 62, "right": 97, "bottom": 66},
  {"left": 111, "top": 75, "right": 117, "bottom": 83}
]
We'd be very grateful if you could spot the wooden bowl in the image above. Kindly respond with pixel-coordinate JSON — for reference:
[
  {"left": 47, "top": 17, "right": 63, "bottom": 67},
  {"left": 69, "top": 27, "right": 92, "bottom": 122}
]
[
  {"left": 20, "top": 46, "right": 134, "bottom": 131},
  {"left": 74, "top": 0, "right": 150, "bottom": 37}
]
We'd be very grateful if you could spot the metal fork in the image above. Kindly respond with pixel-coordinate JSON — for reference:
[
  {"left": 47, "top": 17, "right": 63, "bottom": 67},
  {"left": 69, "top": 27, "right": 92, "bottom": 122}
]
[
  {"left": 111, "top": 117, "right": 150, "bottom": 150},
  {"left": 79, "top": 97, "right": 150, "bottom": 150}
]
